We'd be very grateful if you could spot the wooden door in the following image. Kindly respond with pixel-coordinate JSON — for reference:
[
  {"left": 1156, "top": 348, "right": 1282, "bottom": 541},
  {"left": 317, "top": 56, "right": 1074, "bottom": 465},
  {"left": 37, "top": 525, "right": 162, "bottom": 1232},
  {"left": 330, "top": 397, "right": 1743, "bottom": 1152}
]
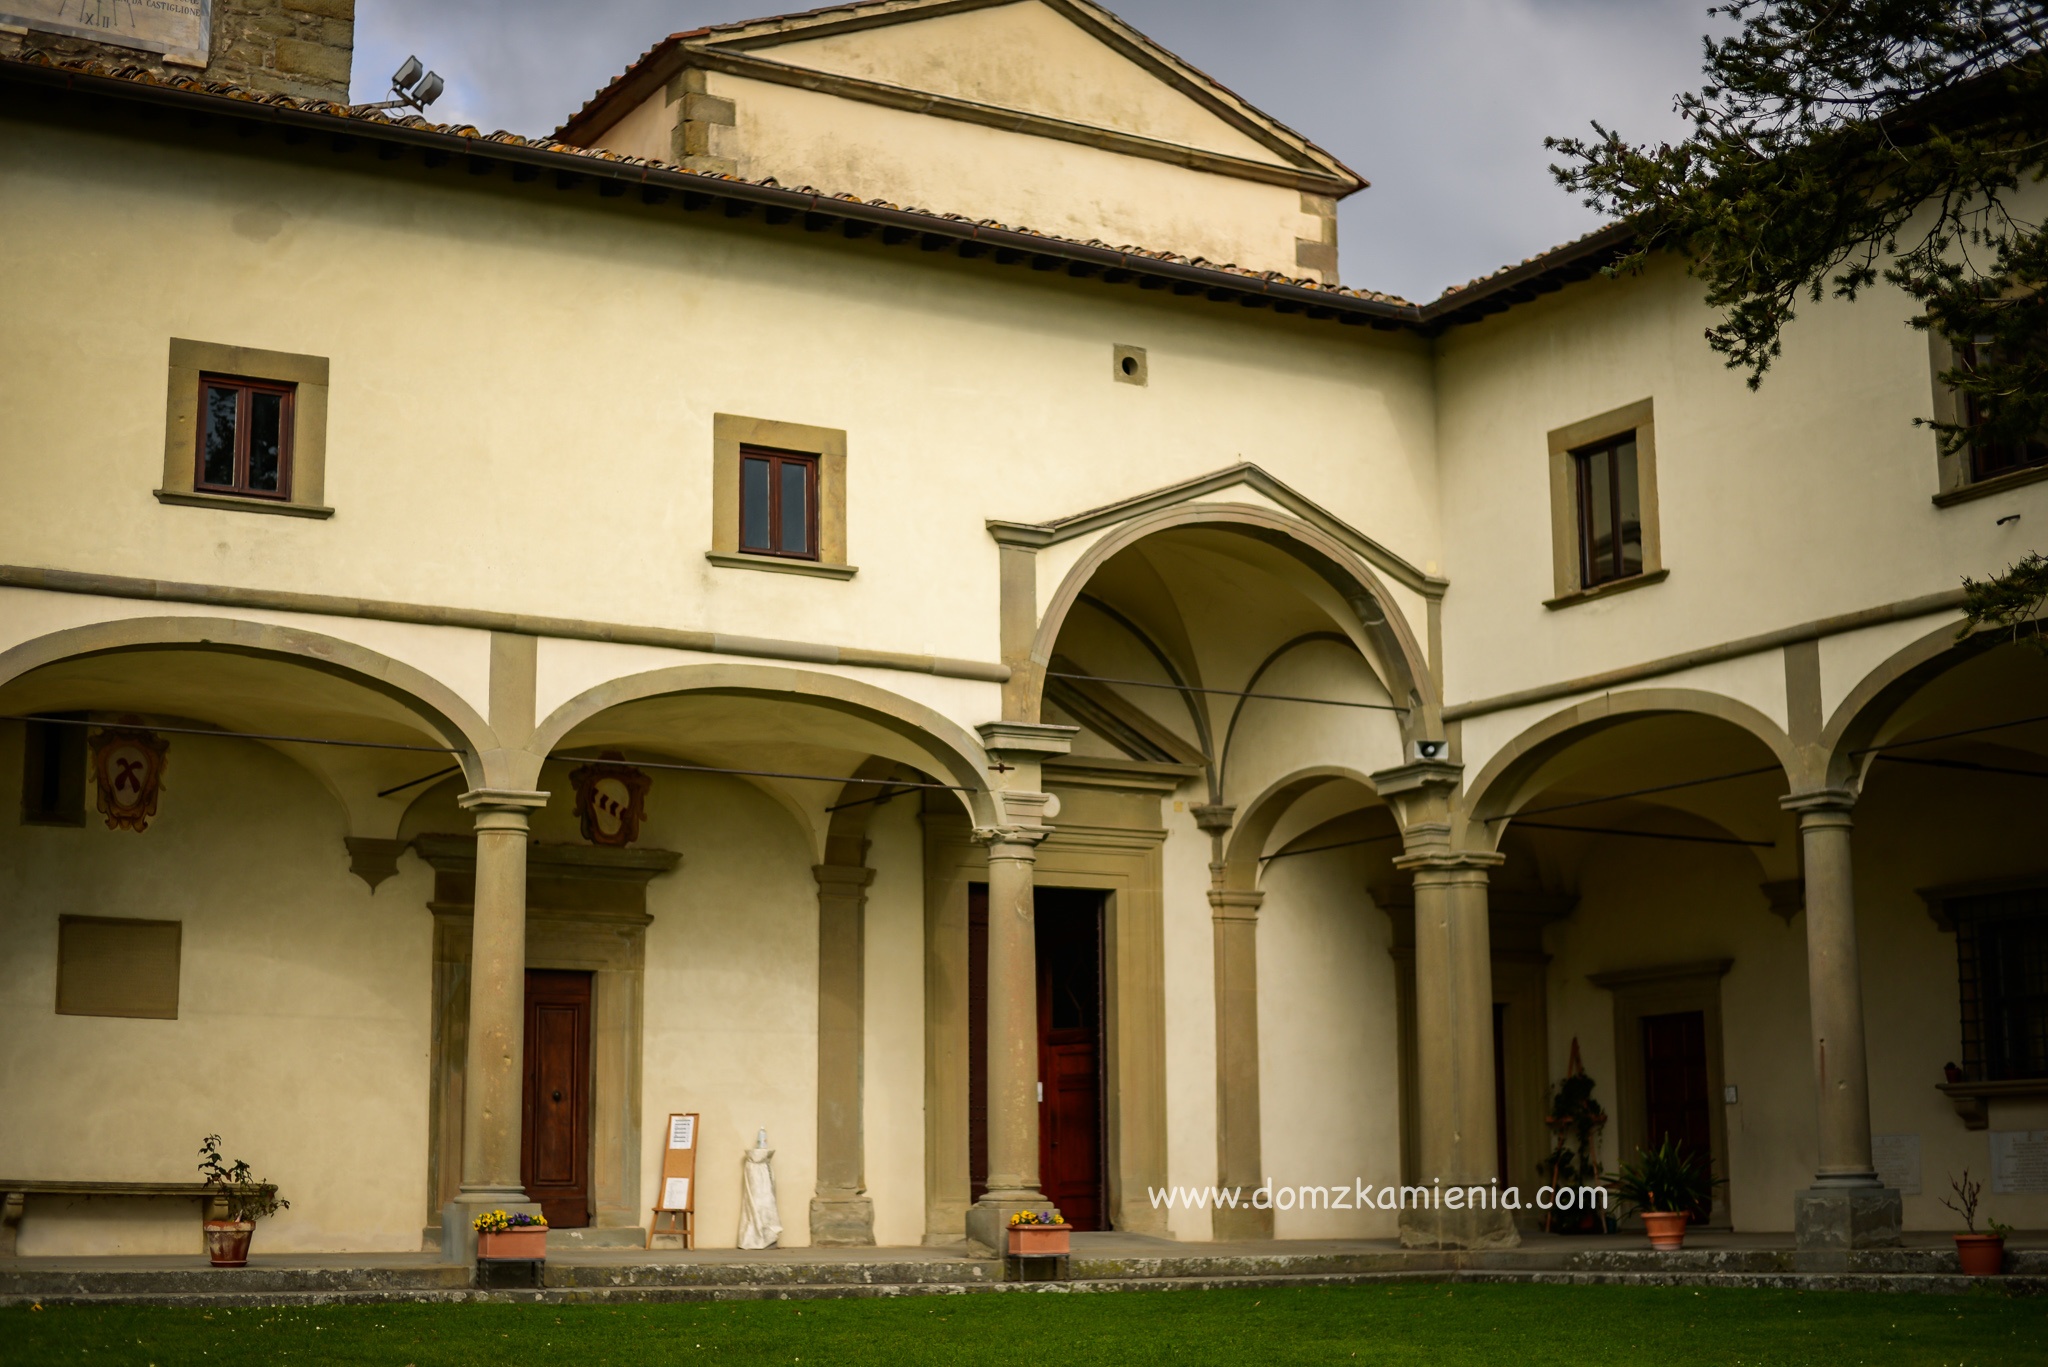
[
  {"left": 522, "top": 969, "right": 592, "bottom": 1228},
  {"left": 1036, "top": 890, "right": 1104, "bottom": 1231},
  {"left": 1640, "top": 1008, "right": 1712, "bottom": 1219}
]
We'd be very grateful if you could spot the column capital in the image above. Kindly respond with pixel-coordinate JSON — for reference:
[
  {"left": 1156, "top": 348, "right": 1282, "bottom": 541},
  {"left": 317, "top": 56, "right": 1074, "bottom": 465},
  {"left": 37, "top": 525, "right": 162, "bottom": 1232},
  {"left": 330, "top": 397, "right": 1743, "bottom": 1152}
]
[
  {"left": 459, "top": 787, "right": 549, "bottom": 813},
  {"left": 1394, "top": 849, "right": 1505, "bottom": 876},
  {"left": 1207, "top": 889, "right": 1264, "bottom": 922},
  {"left": 975, "top": 720, "right": 1077, "bottom": 760},
  {"left": 1369, "top": 758, "right": 1464, "bottom": 799},
  {"left": 1781, "top": 787, "right": 1857, "bottom": 820},
  {"left": 812, "top": 863, "right": 878, "bottom": 894},
  {"left": 1189, "top": 803, "right": 1236, "bottom": 835},
  {"left": 973, "top": 824, "right": 1052, "bottom": 852}
]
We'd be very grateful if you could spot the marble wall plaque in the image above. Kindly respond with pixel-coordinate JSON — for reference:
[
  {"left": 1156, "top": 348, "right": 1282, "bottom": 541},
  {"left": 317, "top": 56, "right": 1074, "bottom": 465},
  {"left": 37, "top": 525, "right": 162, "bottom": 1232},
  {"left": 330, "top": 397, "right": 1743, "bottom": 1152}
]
[
  {"left": 1990, "top": 1130, "right": 2048, "bottom": 1195},
  {"left": 1872, "top": 1132, "right": 1922, "bottom": 1195},
  {"left": 3, "top": 0, "right": 210, "bottom": 64}
]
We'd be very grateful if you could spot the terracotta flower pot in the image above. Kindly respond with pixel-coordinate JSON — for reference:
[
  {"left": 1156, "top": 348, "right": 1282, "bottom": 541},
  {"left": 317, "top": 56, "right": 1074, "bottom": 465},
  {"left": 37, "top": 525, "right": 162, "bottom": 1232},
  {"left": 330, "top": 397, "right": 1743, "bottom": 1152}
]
[
  {"left": 1007, "top": 1224, "right": 1070, "bottom": 1256},
  {"left": 205, "top": 1220, "right": 255, "bottom": 1267},
  {"left": 1954, "top": 1233, "right": 2005, "bottom": 1277},
  {"left": 477, "top": 1227, "right": 548, "bottom": 1260},
  {"left": 1640, "top": 1210, "right": 1689, "bottom": 1251}
]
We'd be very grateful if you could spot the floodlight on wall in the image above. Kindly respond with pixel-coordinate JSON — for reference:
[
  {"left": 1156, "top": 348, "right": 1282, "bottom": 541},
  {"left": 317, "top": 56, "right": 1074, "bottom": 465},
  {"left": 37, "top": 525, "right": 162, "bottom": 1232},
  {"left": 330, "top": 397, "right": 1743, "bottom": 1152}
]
[{"left": 356, "top": 55, "right": 446, "bottom": 114}]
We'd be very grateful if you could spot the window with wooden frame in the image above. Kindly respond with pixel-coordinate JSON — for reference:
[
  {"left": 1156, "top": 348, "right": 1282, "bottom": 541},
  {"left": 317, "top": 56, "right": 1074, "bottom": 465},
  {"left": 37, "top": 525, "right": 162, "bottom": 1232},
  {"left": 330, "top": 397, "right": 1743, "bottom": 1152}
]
[
  {"left": 196, "top": 375, "right": 295, "bottom": 500},
  {"left": 158, "top": 339, "right": 332, "bottom": 519},
  {"left": 1953, "top": 887, "right": 2048, "bottom": 1082},
  {"left": 708, "top": 414, "right": 853, "bottom": 579},
  {"left": 1959, "top": 338, "right": 2048, "bottom": 484},
  {"left": 1545, "top": 399, "right": 1665, "bottom": 607},
  {"left": 1572, "top": 432, "right": 1645, "bottom": 588},
  {"left": 738, "top": 445, "right": 819, "bottom": 561}
]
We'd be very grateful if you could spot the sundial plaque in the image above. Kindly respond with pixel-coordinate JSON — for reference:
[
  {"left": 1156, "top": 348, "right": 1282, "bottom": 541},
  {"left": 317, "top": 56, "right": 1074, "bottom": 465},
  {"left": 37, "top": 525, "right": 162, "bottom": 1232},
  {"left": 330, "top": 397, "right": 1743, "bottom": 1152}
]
[{"left": 3, "top": 0, "right": 211, "bottom": 66}]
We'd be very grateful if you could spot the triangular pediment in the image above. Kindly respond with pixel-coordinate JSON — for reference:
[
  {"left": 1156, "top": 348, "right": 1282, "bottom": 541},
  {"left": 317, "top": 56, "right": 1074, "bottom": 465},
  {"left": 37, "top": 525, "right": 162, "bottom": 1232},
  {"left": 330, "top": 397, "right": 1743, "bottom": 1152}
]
[
  {"left": 704, "top": 0, "right": 1342, "bottom": 176},
  {"left": 561, "top": 0, "right": 1361, "bottom": 192}
]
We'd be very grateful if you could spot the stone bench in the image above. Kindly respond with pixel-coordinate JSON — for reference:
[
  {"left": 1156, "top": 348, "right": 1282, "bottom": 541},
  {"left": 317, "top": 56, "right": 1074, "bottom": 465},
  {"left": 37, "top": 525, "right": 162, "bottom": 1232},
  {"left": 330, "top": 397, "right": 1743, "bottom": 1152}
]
[{"left": 1, "top": 1181, "right": 277, "bottom": 1256}]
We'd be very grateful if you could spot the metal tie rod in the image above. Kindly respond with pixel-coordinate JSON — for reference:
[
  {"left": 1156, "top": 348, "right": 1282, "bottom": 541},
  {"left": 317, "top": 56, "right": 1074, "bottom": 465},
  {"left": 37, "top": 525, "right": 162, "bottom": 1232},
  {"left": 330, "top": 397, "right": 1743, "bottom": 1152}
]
[
  {"left": 2, "top": 714, "right": 459, "bottom": 754},
  {"left": 545, "top": 752, "right": 974, "bottom": 792}
]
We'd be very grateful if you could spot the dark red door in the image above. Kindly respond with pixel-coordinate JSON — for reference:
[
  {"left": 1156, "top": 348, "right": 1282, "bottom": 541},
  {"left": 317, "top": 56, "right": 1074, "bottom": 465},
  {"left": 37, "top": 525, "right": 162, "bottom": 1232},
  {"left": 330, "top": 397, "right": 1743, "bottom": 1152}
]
[
  {"left": 1641, "top": 1009, "right": 1712, "bottom": 1220},
  {"left": 1036, "top": 890, "right": 1105, "bottom": 1231},
  {"left": 522, "top": 969, "right": 592, "bottom": 1228},
  {"left": 968, "top": 885, "right": 989, "bottom": 1205}
]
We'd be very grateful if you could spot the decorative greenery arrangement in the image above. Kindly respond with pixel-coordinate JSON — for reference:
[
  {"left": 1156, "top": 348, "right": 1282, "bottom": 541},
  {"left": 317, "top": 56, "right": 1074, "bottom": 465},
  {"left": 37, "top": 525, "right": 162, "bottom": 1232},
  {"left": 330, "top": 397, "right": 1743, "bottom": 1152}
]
[
  {"left": 1609, "top": 1137, "right": 1722, "bottom": 1219},
  {"left": 1008, "top": 1210, "right": 1066, "bottom": 1227},
  {"left": 1547, "top": 0, "right": 2048, "bottom": 643},
  {"left": 1538, "top": 1039, "right": 1611, "bottom": 1234},
  {"left": 473, "top": 1209, "right": 549, "bottom": 1234},
  {"left": 1938, "top": 1167, "right": 2013, "bottom": 1235},
  {"left": 196, "top": 1134, "right": 289, "bottom": 1224}
]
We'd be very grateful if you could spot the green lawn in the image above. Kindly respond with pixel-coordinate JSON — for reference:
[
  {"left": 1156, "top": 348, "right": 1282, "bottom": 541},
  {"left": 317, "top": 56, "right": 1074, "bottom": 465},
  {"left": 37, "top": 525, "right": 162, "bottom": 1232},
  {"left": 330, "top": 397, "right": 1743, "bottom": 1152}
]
[{"left": 3, "top": 1283, "right": 2043, "bottom": 1366}]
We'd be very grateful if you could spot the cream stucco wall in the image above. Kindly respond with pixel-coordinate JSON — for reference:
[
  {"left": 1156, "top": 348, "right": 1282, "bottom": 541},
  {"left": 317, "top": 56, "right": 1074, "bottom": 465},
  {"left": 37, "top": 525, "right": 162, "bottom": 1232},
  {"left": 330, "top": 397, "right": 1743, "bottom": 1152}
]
[
  {"left": 0, "top": 118, "right": 1435, "bottom": 702},
  {"left": 1256, "top": 838, "right": 1402, "bottom": 1238},
  {"left": 0, "top": 722, "right": 433, "bottom": 1255},
  {"left": 1433, "top": 250, "right": 2046, "bottom": 719},
  {"left": 863, "top": 788, "right": 929, "bottom": 1247}
]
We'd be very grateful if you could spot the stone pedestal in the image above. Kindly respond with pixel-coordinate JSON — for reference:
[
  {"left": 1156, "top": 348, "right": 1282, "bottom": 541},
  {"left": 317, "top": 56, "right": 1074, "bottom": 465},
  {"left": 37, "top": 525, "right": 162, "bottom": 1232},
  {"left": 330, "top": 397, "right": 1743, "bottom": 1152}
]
[
  {"left": 809, "top": 1193, "right": 878, "bottom": 1247},
  {"left": 1794, "top": 1185, "right": 1904, "bottom": 1252}
]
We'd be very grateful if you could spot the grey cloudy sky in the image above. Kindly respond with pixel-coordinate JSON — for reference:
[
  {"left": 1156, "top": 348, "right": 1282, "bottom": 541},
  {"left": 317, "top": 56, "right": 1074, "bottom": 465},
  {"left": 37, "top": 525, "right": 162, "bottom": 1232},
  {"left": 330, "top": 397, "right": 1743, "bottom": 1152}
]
[{"left": 348, "top": 1, "right": 1727, "bottom": 302}]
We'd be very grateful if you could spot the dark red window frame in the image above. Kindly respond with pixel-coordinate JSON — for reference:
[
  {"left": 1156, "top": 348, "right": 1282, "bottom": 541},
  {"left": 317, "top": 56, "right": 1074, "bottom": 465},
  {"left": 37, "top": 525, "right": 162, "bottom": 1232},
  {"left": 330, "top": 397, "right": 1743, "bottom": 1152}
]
[
  {"left": 1572, "top": 432, "right": 1644, "bottom": 589},
  {"left": 738, "top": 444, "right": 820, "bottom": 561},
  {"left": 194, "top": 374, "right": 295, "bottom": 501}
]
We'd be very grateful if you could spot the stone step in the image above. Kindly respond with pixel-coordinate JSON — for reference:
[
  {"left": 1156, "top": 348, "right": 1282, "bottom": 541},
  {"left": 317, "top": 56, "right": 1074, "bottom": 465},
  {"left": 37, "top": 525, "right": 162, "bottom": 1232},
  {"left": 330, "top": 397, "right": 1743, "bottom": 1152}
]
[
  {"left": 0, "top": 1263, "right": 472, "bottom": 1300},
  {"left": 545, "top": 1258, "right": 1000, "bottom": 1289},
  {"left": 10, "top": 1265, "right": 2045, "bottom": 1309}
]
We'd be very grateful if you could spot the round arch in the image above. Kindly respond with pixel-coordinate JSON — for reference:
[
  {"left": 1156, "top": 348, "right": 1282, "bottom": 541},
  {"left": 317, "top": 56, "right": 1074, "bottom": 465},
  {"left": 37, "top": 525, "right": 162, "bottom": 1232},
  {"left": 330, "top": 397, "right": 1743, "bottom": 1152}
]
[
  {"left": 528, "top": 661, "right": 997, "bottom": 825},
  {"left": 1024, "top": 503, "right": 1437, "bottom": 737},
  {"left": 0, "top": 614, "right": 499, "bottom": 784},
  {"left": 1220, "top": 765, "right": 1382, "bottom": 893},
  {"left": 1820, "top": 619, "right": 2001, "bottom": 789},
  {"left": 1462, "top": 687, "right": 1798, "bottom": 846}
]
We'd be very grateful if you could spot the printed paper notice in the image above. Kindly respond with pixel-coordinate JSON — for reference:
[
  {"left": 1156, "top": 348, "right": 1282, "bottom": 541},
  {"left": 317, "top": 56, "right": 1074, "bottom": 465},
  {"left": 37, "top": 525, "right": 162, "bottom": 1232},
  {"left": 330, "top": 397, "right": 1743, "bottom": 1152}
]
[
  {"left": 1871, "top": 1133, "right": 1921, "bottom": 1194},
  {"left": 662, "top": 1177, "right": 691, "bottom": 1210},
  {"left": 670, "top": 1115, "right": 696, "bottom": 1149},
  {"left": 1991, "top": 1130, "right": 2048, "bottom": 1194}
]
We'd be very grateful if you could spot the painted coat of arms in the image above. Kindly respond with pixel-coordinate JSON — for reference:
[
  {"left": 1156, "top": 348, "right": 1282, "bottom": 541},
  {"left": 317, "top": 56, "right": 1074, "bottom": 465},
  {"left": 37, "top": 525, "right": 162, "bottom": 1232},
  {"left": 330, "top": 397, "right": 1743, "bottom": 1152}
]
[
  {"left": 89, "top": 719, "right": 169, "bottom": 832},
  {"left": 569, "top": 751, "right": 651, "bottom": 847}
]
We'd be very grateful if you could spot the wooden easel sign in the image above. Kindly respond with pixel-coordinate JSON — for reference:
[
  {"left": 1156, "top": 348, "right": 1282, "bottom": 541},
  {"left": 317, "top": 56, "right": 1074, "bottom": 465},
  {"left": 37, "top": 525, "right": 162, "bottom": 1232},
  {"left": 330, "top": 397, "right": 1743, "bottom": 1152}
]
[{"left": 647, "top": 1111, "right": 698, "bottom": 1248}]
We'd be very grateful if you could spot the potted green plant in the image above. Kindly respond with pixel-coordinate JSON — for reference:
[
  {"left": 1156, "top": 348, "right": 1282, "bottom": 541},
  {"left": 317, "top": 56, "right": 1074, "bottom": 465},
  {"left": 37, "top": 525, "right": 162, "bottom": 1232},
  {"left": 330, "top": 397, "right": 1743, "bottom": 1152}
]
[
  {"left": 1006, "top": 1209, "right": 1069, "bottom": 1255},
  {"left": 474, "top": 1208, "right": 549, "bottom": 1260},
  {"left": 1939, "top": 1170, "right": 2008, "bottom": 1276},
  {"left": 197, "top": 1134, "right": 288, "bottom": 1268},
  {"left": 1609, "top": 1136, "right": 1720, "bottom": 1251}
]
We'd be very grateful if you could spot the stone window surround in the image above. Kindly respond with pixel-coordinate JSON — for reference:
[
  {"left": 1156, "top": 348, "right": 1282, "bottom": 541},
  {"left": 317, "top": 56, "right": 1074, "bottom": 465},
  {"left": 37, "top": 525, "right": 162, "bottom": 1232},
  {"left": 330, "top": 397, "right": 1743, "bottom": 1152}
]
[
  {"left": 1926, "top": 331, "right": 2048, "bottom": 507},
  {"left": 1544, "top": 398, "right": 1667, "bottom": 609},
  {"left": 157, "top": 338, "right": 332, "bottom": 519},
  {"left": 708, "top": 413, "right": 855, "bottom": 580},
  {"left": 1587, "top": 957, "right": 1733, "bottom": 1227}
]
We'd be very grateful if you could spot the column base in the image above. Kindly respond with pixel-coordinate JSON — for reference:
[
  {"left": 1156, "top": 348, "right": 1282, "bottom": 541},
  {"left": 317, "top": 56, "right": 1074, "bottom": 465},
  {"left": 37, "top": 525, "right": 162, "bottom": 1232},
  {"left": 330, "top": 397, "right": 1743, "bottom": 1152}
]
[
  {"left": 808, "top": 1193, "right": 876, "bottom": 1247},
  {"left": 1793, "top": 1185, "right": 1901, "bottom": 1251},
  {"left": 439, "top": 1190, "right": 543, "bottom": 1265},
  {"left": 1398, "top": 1201, "right": 1520, "bottom": 1250},
  {"left": 1211, "top": 1204, "right": 1274, "bottom": 1241},
  {"left": 964, "top": 1194, "right": 1055, "bottom": 1253}
]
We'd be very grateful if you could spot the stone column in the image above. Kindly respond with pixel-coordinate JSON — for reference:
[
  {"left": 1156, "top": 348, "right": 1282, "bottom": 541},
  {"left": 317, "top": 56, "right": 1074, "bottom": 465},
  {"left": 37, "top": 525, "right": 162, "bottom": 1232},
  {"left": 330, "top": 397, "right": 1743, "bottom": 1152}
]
[
  {"left": 441, "top": 787, "right": 549, "bottom": 1263},
  {"left": 1192, "top": 801, "right": 1272, "bottom": 1240},
  {"left": 811, "top": 863, "right": 877, "bottom": 1245},
  {"left": 1209, "top": 887, "right": 1270, "bottom": 1239},
  {"left": 964, "top": 822, "right": 1053, "bottom": 1249},
  {"left": 1373, "top": 758, "right": 1516, "bottom": 1250},
  {"left": 1782, "top": 789, "right": 1900, "bottom": 1250}
]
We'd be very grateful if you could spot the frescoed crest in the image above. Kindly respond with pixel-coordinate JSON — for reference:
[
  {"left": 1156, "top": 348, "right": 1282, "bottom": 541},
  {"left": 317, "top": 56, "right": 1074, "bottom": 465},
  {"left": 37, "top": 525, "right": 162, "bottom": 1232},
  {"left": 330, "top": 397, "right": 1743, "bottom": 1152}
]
[
  {"left": 89, "top": 718, "right": 169, "bottom": 833},
  {"left": 569, "top": 751, "right": 651, "bottom": 847}
]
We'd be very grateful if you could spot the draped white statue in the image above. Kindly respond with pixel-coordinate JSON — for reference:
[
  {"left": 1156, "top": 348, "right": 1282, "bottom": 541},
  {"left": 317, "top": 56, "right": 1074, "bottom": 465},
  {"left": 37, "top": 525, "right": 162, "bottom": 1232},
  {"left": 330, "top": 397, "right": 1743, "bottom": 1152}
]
[{"left": 737, "top": 1130, "right": 783, "bottom": 1249}]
